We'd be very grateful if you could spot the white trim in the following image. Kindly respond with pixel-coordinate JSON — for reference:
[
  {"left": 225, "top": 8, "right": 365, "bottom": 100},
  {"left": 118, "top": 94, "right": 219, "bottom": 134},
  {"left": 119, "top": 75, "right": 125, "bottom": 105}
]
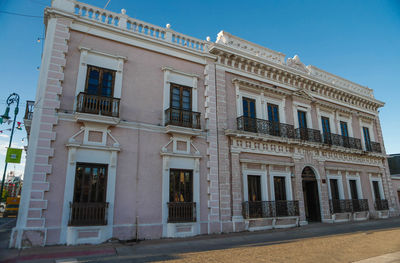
[
  {"left": 162, "top": 67, "right": 199, "bottom": 125},
  {"left": 269, "top": 166, "right": 293, "bottom": 201},
  {"left": 326, "top": 172, "right": 345, "bottom": 199},
  {"left": 238, "top": 90, "right": 262, "bottom": 119},
  {"left": 369, "top": 174, "right": 385, "bottom": 201},
  {"left": 74, "top": 47, "right": 125, "bottom": 109},
  {"left": 346, "top": 172, "right": 363, "bottom": 199},
  {"left": 242, "top": 168, "right": 268, "bottom": 202},
  {"left": 337, "top": 112, "right": 354, "bottom": 137},
  {"left": 161, "top": 155, "right": 200, "bottom": 238},
  {"left": 292, "top": 101, "right": 312, "bottom": 129},
  {"left": 317, "top": 107, "right": 336, "bottom": 134},
  {"left": 360, "top": 120, "right": 375, "bottom": 150},
  {"left": 60, "top": 145, "right": 118, "bottom": 245}
]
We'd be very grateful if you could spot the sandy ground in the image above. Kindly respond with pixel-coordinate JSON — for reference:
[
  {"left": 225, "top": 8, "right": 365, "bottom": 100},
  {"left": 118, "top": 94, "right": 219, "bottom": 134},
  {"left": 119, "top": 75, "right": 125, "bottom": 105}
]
[{"left": 155, "top": 229, "right": 400, "bottom": 263}]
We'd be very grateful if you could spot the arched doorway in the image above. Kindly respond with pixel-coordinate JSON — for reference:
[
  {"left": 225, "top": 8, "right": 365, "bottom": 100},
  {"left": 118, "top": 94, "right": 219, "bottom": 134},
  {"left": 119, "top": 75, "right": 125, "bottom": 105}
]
[{"left": 302, "top": 167, "right": 321, "bottom": 222}]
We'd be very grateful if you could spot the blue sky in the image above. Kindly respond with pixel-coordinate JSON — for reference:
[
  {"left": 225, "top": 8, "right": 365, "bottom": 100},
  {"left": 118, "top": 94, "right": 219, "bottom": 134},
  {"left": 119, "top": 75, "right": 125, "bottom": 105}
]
[{"left": 0, "top": 0, "right": 399, "bottom": 178}]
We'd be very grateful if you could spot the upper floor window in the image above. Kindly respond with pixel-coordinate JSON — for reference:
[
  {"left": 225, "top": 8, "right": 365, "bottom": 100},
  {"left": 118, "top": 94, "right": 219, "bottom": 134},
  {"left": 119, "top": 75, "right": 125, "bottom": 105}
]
[
  {"left": 340, "top": 121, "right": 349, "bottom": 137},
  {"left": 321, "top": 116, "right": 331, "bottom": 143},
  {"left": 242, "top": 97, "right": 256, "bottom": 118},
  {"left": 267, "top": 103, "right": 279, "bottom": 122},
  {"left": 170, "top": 84, "right": 192, "bottom": 111},
  {"left": 363, "top": 127, "right": 372, "bottom": 151},
  {"left": 86, "top": 65, "right": 115, "bottom": 97},
  {"left": 298, "top": 111, "right": 307, "bottom": 129}
]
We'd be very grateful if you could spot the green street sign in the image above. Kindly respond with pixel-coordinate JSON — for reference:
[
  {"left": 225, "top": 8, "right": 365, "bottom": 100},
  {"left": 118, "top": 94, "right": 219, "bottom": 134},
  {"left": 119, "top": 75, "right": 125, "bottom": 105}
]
[{"left": 6, "top": 148, "right": 23, "bottom": 163}]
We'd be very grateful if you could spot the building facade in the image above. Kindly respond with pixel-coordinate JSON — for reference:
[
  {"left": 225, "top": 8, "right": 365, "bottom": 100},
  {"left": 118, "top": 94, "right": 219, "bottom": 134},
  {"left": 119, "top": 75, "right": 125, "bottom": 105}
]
[
  {"left": 388, "top": 154, "right": 400, "bottom": 204},
  {"left": 10, "top": 0, "right": 399, "bottom": 248}
]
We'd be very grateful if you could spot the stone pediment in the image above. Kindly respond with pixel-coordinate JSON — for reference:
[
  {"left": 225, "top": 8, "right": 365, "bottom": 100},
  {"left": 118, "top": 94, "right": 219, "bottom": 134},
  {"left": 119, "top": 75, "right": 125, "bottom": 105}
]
[
  {"left": 293, "top": 88, "right": 315, "bottom": 102},
  {"left": 286, "top": 55, "right": 309, "bottom": 73}
]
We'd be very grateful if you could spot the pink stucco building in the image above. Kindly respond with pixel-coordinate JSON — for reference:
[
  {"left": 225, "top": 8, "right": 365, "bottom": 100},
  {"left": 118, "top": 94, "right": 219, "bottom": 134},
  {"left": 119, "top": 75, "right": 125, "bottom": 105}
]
[{"left": 11, "top": 0, "right": 399, "bottom": 248}]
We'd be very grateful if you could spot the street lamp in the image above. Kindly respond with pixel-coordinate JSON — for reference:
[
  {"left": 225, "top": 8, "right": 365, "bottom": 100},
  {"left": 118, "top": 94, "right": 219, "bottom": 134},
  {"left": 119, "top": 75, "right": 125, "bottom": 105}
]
[{"left": 0, "top": 93, "right": 20, "bottom": 200}]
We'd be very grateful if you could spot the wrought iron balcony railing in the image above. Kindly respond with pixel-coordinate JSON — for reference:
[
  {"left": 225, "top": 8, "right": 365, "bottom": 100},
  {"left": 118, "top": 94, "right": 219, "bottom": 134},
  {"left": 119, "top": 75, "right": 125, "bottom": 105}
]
[
  {"left": 321, "top": 132, "right": 362, "bottom": 150},
  {"left": 76, "top": 92, "right": 120, "bottom": 117},
  {"left": 365, "top": 141, "right": 382, "bottom": 153},
  {"left": 165, "top": 108, "right": 201, "bottom": 129},
  {"left": 295, "top": 127, "right": 322, "bottom": 143},
  {"left": 24, "top": 100, "right": 35, "bottom": 120},
  {"left": 167, "top": 202, "right": 196, "bottom": 223},
  {"left": 329, "top": 199, "right": 369, "bottom": 214},
  {"left": 375, "top": 199, "right": 389, "bottom": 211},
  {"left": 242, "top": 200, "right": 299, "bottom": 219},
  {"left": 237, "top": 116, "right": 295, "bottom": 139},
  {"left": 69, "top": 202, "right": 109, "bottom": 226}
]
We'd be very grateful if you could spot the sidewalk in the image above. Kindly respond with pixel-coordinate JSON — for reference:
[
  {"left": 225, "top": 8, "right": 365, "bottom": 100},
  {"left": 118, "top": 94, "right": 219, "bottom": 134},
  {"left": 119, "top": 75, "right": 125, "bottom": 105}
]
[{"left": 2, "top": 217, "right": 400, "bottom": 263}]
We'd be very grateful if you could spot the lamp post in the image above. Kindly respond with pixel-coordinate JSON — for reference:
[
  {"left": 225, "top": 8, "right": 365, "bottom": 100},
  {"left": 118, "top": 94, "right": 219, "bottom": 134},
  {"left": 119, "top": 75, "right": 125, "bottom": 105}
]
[{"left": 0, "top": 93, "right": 20, "bottom": 200}]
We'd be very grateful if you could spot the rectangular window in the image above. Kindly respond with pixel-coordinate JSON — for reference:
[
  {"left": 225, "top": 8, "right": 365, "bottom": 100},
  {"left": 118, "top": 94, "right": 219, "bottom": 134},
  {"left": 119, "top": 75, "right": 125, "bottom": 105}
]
[
  {"left": 363, "top": 127, "right": 372, "bottom": 151},
  {"left": 372, "top": 181, "right": 381, "bottom": 200},
  {"left": 170, "top": 84, "right": 192, "bottom": 111},
  {"left": 169, "top": 169, "right": 193, "bottom": 202},
  {"left": 321, "top": 116, "right": 331, "bottom": 144},
  {"left": 73, "top": 163, "right": 108, "bottom": 203},
  {"left": 247, "top": 175, "right": 261, "bottom": 202},
  {"left": 242, "top": 97, "right": 257, "bottom": 132},
  {"left": 242, "top": 97, "right": 256, "bottom": 118},
  {"left": 267, "top": 103, "right": 280, "bottom": 136},
  {"left": 274, "top": 176, "right": 287, "bottom": 201},
  {"left": 329, "top": 179, "right": 340, "bottom": 200},
  {"left": 349, "top": 179, "right": 359, "bottom": 200},
  {"left": 85, "top": 65, "right": 115, "bottom": 97},
  {"left": 340, "top": 121, "right": 349, "bottom": 137},
  {"left": 297, "top": 111, "right": 307, "bottom": 129}
]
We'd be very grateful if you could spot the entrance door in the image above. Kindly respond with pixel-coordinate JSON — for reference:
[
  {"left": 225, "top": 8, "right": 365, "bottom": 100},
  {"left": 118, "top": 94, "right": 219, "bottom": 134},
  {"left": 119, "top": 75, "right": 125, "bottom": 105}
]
[{"left": 302, "top": 167, "right": 321, "bottom": 222}]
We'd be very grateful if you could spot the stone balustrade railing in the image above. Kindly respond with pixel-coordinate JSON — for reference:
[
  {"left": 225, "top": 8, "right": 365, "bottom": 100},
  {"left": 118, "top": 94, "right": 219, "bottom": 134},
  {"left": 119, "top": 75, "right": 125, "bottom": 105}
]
[
  {"left": 307, "top": 65, "right": 373, "bottom": 98},
  {"left": 216, "top": 31, "right": 286, "bottom": 65},
  {"left": 55, "top": 0, "right": 208, "bottom": 53}
]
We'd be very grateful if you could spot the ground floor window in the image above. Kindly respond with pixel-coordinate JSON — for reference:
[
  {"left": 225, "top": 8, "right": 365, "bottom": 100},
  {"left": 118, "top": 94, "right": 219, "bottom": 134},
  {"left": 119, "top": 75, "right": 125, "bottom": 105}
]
[
  {"left": 70, "top": 163, "right": 109, "bottom": 226},
  {"left": 330, "top": 179, "right": 340, "bottom": 200},
  {"left": 349, "top": 179, "right": 359, "bottom": 199},
  {"left": 168, "top": 169, "right": 195, "bottom": 222}
]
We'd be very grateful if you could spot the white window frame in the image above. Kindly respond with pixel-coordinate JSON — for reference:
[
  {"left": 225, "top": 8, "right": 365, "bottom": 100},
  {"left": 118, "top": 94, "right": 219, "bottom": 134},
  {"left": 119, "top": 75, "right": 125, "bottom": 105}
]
[
  {"left": 162, "top": 67, "right": 199, "bottom": 125},
  {"left": 327, "top": 172, "right": 345, "bottom": 200},
  {"left": 264, "top": 96, "right": 286, "bottom": 124},
  {"left": 346, "top": 172, "right": 363, "bottom": 199},
  {"left": 292, "top": 101, "right": 312, "bottom": 129},
  {"left": 337, "top": 113, "right": 354, "bottom": 137},
  {"left": 359, "top": 120, "right": 375, "bottom": 150},
  {"left": 75, "top": 47, "right": 126, "bottom": 110},
  {"left": 269, "top": 167, "right": 293, "bottom": 201},
  {"left": 317, "top": 108, "right": 336, "bottom": 134},
  {"left": 369, "top": 174, "right": 385, "bottom": 201},
  {"left": 236, "top": 89, "right": 262, "bottom": 119},
  {"left": 242, "top": 168, "right": 268, "bottom": 202}
]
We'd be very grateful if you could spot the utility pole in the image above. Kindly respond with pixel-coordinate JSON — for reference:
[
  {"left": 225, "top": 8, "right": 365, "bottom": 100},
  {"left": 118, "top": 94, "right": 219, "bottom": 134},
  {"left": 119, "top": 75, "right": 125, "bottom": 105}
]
[{"left": 0, "top": 93, "right": 20, "bottom": 200}]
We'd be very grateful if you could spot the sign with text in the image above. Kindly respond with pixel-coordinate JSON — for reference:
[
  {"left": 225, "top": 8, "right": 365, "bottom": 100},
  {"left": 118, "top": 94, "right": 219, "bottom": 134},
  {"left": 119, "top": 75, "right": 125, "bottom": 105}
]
[{"left": 6, "top": 148, "right": 23, "bottom": 163}]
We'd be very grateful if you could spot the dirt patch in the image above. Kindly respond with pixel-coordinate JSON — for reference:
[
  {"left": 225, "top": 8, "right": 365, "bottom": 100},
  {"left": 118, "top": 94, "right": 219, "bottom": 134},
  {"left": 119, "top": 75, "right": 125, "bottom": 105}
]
[{"left": 155, "top": 228, "right": 400, "bottom": 262}]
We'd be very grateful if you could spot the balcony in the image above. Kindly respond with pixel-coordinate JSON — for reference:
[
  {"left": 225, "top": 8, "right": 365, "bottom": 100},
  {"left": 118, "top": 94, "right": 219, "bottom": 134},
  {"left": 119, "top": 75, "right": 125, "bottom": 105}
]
[
  {"left": 321, "top": 132, "right": 362, "bottom": 150},
  {"left": 329, "top": 199, "right": 369, "bottom": 214},
  {"left": 167, "top": 202, "right": 196, "bottom": 223},
  {"left": 76, "top": 92, "right": 120, "bottom": 117},
  {"left": 375, "top": 199, "right": 389, "bottom": 211},
  {"left": 68, "top": 202, "right": 109, "bottom": 226},
  {"left": 165, "top": 108, "right": 201, "bottom": 129},
  {"left": 242, "top": 200, "right": 299, "bottom": 219},
  {"left": 365, "top": 141, "right": 382, "bottom": 153},
  {"left": 295, "top": 127, "right": 322, "bottom": 143},
  {"left": 23, "top": 100, "right": 35, "bottom": 137},
  {"left": 237, "top": 116, "right": 295, "bottom": 139}
]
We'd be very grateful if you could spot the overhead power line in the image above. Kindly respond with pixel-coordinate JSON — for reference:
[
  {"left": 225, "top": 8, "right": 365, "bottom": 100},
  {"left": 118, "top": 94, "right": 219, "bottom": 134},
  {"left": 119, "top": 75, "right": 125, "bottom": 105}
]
[{"left": 0, "top": 10, "right": 43, "bottom": 18}]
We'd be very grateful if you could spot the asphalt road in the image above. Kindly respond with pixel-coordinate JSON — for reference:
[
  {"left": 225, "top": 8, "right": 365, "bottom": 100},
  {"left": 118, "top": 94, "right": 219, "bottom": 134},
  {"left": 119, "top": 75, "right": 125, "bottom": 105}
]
[{"left": 2, "top": 217, "right": 400, "bottom": 263}]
